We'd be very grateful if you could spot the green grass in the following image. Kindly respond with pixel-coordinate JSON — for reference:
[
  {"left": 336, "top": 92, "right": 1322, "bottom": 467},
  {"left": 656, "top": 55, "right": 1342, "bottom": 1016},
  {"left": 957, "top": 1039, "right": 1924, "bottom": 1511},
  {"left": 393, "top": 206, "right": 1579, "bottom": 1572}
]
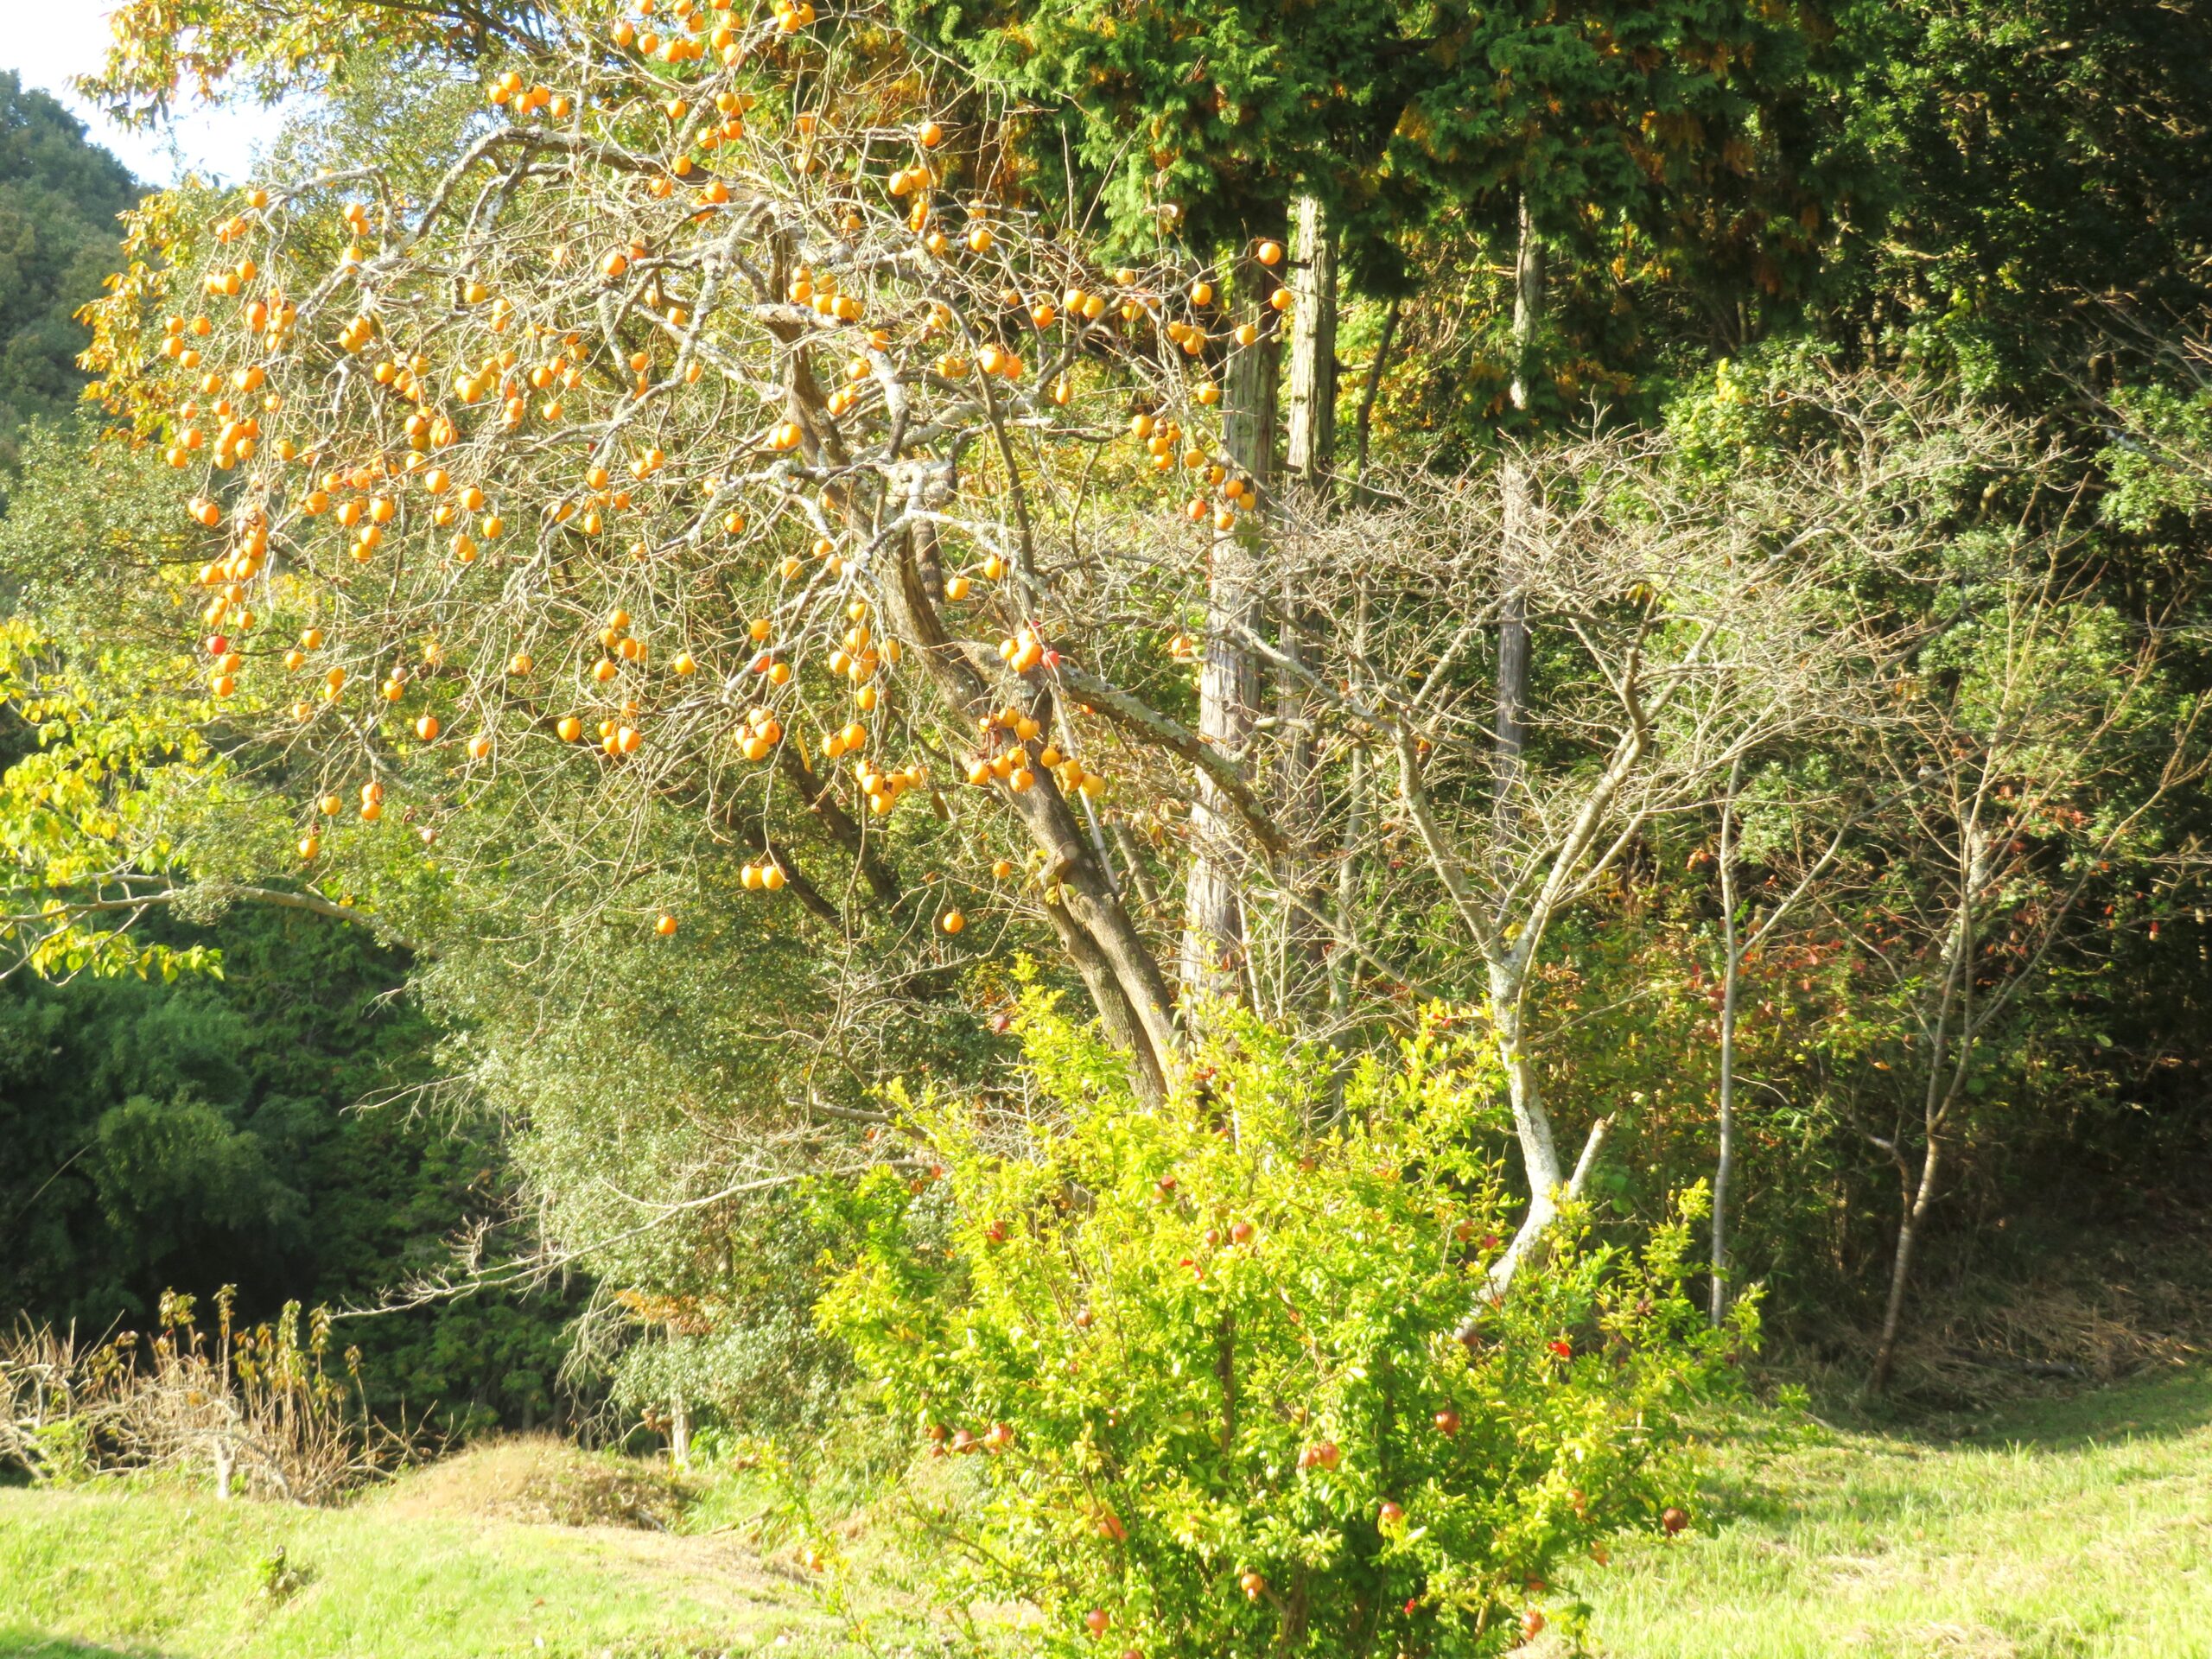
[
  {"left": 1555, "top": 1365, "right": 2212, "bottom": 1658},
  {"left": 7, "top": 1370, "right": 2210, "bottom": 1659},
  {"left": 0, "top": 1475, "right": 833, "bottom": 1659}
]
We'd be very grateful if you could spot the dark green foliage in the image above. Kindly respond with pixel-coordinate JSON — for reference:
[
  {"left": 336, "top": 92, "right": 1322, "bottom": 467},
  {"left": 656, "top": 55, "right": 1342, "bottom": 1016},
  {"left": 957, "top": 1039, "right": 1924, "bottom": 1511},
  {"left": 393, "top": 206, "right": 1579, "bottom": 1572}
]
[
  {"left": 1819, "top": 0, "right": 2212, "bottom": 391},
  {"left": 0, "top": 74, "right": 142, "bottom": 469},
  {"left": 0, "top": 904, "right": 578, "bottom": 1437},
  {"left": 893, "top": 0, "right": 1388, "bottom": 251},
  {"left": 896, "top": 0, "right": 1834, "bottom": 368}
]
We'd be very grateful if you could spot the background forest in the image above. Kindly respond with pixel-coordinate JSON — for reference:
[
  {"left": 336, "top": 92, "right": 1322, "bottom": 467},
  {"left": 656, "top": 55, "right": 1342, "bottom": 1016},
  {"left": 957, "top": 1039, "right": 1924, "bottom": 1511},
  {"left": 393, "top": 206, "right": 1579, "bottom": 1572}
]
[{"left": 2, "top": 0, "right": 2212, "bottom": 1652}]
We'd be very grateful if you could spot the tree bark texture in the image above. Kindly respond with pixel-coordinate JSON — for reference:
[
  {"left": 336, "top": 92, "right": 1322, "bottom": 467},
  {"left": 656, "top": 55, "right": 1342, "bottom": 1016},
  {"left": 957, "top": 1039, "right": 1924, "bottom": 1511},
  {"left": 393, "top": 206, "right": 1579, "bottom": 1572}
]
[{"left": 1181, "top": 244, "right": 1281, "bottom": 1004}]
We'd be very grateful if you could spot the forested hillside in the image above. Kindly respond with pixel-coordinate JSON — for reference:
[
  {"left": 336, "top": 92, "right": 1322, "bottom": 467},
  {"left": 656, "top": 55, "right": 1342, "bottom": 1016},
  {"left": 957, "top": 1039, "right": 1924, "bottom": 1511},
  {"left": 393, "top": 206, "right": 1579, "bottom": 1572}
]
[
  {"left": 0, "top": 85, "right": 575, "bottom": 1437},
  {"left": 0, "top": 73, "right": 141, "bottom": 467},
  {"left": 3, "top": 1, "right": 2212, "bottom": 1653}
]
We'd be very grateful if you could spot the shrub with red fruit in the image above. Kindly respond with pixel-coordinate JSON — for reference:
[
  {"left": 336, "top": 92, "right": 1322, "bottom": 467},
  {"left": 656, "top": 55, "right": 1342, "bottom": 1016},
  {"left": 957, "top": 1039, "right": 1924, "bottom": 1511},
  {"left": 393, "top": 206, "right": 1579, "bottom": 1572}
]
[{"left": 819, "top": 1002, "right": 1748, "bottom": 1659}]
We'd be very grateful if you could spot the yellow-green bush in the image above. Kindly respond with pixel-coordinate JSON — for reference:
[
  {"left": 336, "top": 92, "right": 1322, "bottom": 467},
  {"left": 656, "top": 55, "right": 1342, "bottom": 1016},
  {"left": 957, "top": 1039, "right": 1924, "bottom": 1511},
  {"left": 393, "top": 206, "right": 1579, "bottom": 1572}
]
[{"left": 820, "top": 1001, "right": 1750, "bottom": 1656}]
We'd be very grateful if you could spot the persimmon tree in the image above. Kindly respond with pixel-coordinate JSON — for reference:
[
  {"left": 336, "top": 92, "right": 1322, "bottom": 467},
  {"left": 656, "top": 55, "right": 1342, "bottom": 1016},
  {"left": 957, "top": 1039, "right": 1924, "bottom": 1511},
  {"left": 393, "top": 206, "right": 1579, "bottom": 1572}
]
[
  {"left": 72, "top": 9, "right": 2033, "bottom": 1294},
  {"left": 902, "top": 0, "right": 1847, "bottom": 1018},
  {"left": 81, "top": 0, "right": 550, "bottom": 123},
  {"left": 77, "top": 0, "right": 1330, "bottom": 1107}
]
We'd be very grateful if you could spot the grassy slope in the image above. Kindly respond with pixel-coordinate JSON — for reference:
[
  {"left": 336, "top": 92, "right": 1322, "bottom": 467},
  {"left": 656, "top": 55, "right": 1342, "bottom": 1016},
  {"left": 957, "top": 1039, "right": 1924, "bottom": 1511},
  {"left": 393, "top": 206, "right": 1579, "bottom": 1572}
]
[
  {"left": 1559, "top": 1366, "right": 2212, "bottom": 1659},
  {"left": 0, "top": 1477, "right": 830, "bottom": 1659},
  {"left": 4, "top": 1370, "right": 2209, "bottom": 1659}
]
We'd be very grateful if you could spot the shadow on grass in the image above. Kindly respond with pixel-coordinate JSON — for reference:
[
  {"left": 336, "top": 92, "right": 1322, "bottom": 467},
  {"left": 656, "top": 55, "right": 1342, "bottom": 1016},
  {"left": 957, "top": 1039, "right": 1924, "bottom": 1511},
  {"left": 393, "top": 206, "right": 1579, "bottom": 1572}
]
[
  {"left": 1958, "top": 1362, "right": 2212, "bottom": 1448},
  {"left": 0, "top": 1634, "right": 175, "bottom": 1659},
  {"left": 1693, "top": 1362, "right": 2212, "bottom": 1539},
  {"left": 1785, "top": 1346, "right": 2212, "bottom": 1446},
  {"left": 1847, "top": 1359, "right": 2212, "bottom": 1453}
]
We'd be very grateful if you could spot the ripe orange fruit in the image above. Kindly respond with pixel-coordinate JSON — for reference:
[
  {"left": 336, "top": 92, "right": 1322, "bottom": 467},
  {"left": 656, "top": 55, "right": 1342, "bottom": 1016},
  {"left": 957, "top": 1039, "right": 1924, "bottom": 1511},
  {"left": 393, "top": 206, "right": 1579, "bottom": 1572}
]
[
  {"left": 556, "top": 715, "right": 583, "bottom": 741},
  {"left": 414, "top": 715, "right": 441, "bottom": 741},
  {"left": 940, "top": 910, "right": 965, "bottom": 934},
  {"left": 467, "top": 734, "right": 493, "bottom": 760},
  {"left": 655, "top": 913, "right": 678, "bottom": 936}
]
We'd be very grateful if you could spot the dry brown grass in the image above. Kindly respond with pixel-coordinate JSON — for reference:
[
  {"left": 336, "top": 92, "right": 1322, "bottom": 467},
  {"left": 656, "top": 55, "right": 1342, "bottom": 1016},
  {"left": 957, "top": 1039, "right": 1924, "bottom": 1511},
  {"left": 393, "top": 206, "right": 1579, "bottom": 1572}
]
[
  {"left": 1774, "top": 1218, "right": 2212, "bottom": 1412},
  {"left": 375, "top": 1433, "right": 694, "bottom": 1531},
  {"left": 1, "top": 1293, "right": 404, "bottom": 1501}
]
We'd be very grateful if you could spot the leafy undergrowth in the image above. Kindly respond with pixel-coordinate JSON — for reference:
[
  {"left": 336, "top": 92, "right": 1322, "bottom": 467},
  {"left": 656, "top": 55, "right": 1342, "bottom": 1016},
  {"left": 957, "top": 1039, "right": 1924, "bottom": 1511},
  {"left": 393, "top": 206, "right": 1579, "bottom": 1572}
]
[{"left": 1539, "top": 1363, "right": 2212, "bottom": 1658}]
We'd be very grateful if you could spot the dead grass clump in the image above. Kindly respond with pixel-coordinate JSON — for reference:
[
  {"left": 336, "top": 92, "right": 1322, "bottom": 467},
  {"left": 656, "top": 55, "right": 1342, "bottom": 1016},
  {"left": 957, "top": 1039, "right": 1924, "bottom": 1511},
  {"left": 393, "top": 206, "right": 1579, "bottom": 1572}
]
[
  {"left": 0, "top": 1290, "right": 405, "bottom": 1502},
  {"left": 1776, "top": 1218, "right": 2212, "bottom": 1412},
  {"left": 379, "top": 1433, "right": 692, "bottom": 1531}
]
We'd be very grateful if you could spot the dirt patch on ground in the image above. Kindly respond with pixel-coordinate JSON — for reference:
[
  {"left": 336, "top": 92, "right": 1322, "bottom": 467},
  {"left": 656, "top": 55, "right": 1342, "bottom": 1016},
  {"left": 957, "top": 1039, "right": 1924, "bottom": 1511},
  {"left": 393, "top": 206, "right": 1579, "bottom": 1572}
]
[
  {"left": 378, "top": 1434, "right": 696, "bottom": 1531},
  {"left": 563, "top": 1525, "right": 816, "bottom": 1608}
]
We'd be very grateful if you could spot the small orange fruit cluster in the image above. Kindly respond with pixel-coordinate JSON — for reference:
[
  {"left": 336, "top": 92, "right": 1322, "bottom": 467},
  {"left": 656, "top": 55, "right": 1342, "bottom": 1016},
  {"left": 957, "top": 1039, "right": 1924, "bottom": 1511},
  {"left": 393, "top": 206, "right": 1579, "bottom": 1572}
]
[{"left": 736, "top": 706, "right": 785, "bottom": 760}]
